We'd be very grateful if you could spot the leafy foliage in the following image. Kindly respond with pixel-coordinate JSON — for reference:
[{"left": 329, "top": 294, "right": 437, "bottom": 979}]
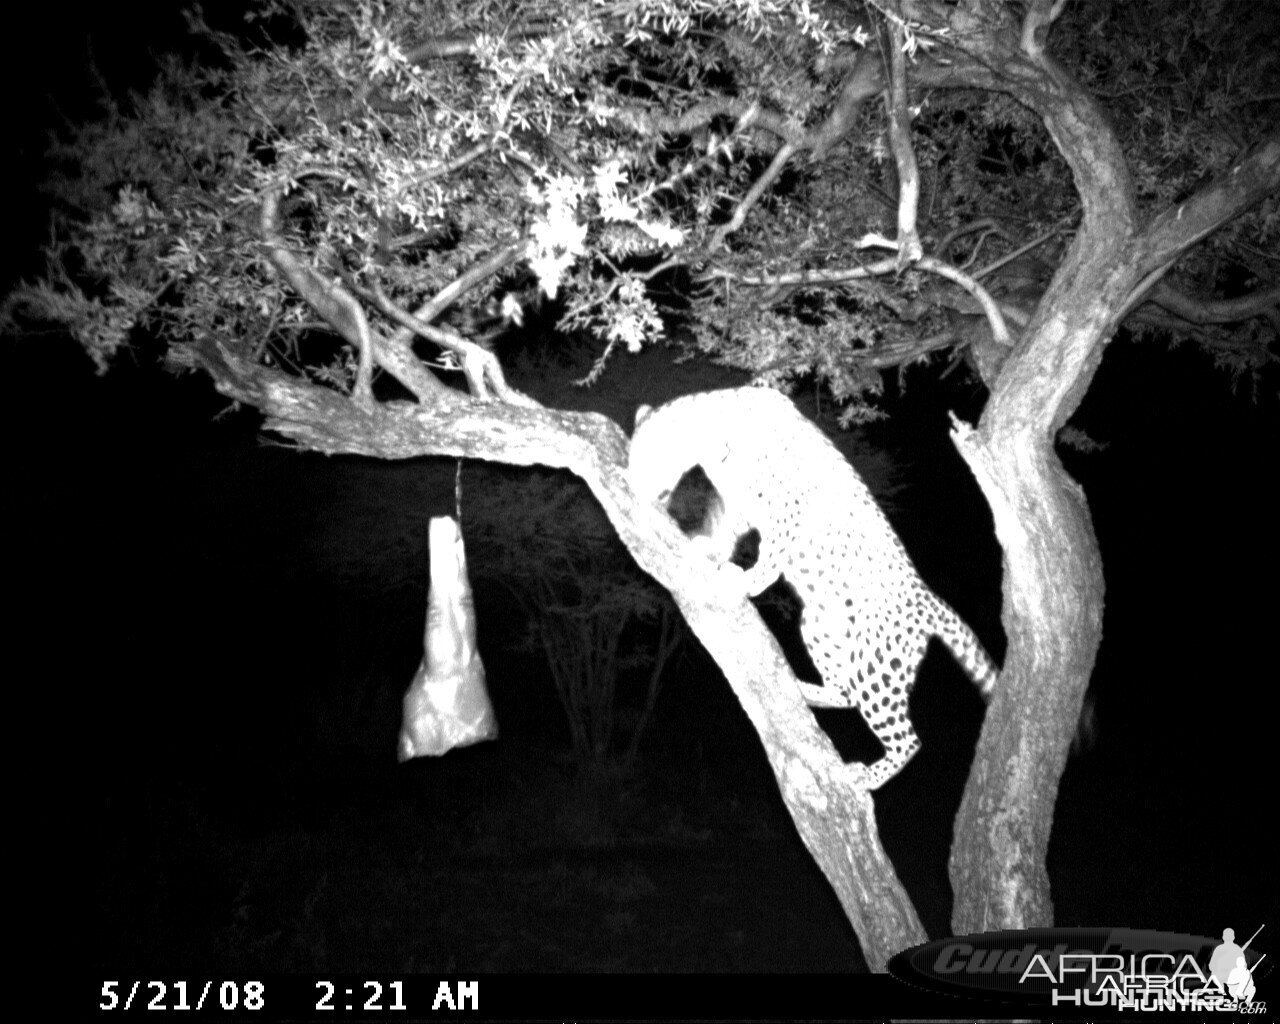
[{"left": 4, "top": 0, "right": 1276, "bottom": 403}]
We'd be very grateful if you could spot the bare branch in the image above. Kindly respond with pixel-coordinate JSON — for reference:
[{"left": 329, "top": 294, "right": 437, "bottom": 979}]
[
  {"left": 856, "top": 233, "right": 1014, "bottom": 346},
  {"left": 753, "top": 322, "right": 971, "bottom": 376},
  {"left": 920, "top": 257, "right": 1014, "bottom": 347},
  {"left": 903, "top": 0, "right": 1138, "bottom": 234},
  {"left": 612, "top": 98, "right": 805, "bottom": 148},
  {"left": 388, "top": 241, "right": 530, "bottom": 350},
  {"left": 973, "top": 224, "right": 1071, "bottom": 280},
  {"left": 368, "top": 336, "right": 453, "bottom": 403},
  {"left": 953, "top": 227, "right": 1005, "bottom": 271},
  {"left": 405, "top": 23, "right": 558, "bottom": 64},
  {"left": 356, "top": 276, "right": 540, "bottom": 408},
  {"left": 938, "top": 218, "right": 1007, "bottom": 260},
  {"left": 255, "top": 175, "right": 472, "bottom": 405},
  {"left": 808, "top": 54, "right": 883, "bottom": 158},
  {"left": 703, "top": 232, "right": 1014, "bottom": 356},
  {"left": 399, "top": 141, "right": 495, "bottom": 193},
  {"left": 857, "top": 327, "right": 962, "bottom": 367},
  {"left": 1020, "top": 0, "right": 1070, "bottom": 58},
  {"left": 700, "top": 256, "right": 900, "bottom": 288},
  {"left": 260, "top": 184, "right": 376, "bottom": 407},
  {"left": 884, "top": 15, "right": 922, "bottom": 267},
  {"left": 1127, "top": 306, "right": 1280, "bottom": 363},
  {"left": 1148, "top": 281, "right": 1280, "bottom": 326},
  {"left": 619, "top": 48, "right": 883, "bottom": 163},
  {"left": 709, "top": 142, "right": 799, "bottom": 251}
]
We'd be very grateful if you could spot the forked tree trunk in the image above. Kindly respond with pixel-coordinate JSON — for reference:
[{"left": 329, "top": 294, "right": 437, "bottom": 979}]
[{"left": 928, "top": 13, "right": 1280, "bottom": 926}]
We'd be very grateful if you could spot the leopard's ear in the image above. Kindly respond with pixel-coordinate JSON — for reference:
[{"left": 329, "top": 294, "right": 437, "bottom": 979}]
[{"left": 633, "top": 403, "right": 655, "bottom": 431}]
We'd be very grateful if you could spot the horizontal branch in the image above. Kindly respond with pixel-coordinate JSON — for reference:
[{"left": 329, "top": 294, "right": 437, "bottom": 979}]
[
  {"left": 611, "top": 99, "right": 805, "bottom": 147},
  {"left": 405, "top": 23, "right": 558, "bottom": 64},
  {"left": 1148, "top": 280, "right": 1280, "bottom": 325},
  {"left": 700, "top": 257, "right": 899, "bottom": 287},
  {"left": 185, "top": 337, "right": 616, "bottom": 466},
  {"left": 704, "top": 240, "right": 1013, "bottom": 348},
  {"left": 1126, "top": 304, "right": 1274, "bottom": 350}
]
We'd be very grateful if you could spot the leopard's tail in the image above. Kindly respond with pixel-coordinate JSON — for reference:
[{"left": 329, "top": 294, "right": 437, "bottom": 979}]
[{"left": 930, "top": 593, "right": 999, "bottom": 702}]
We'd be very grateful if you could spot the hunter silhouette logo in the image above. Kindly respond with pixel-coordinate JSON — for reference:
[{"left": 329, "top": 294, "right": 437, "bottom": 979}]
[
  {"left": 1209, "top": 925, "right": 1264, "bottom": 1004},
  {"left": 890, "top": 925, "right": 1270, "bottom": 1012}
]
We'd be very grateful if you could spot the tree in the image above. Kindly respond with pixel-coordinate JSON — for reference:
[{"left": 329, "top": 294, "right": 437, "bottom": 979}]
[
  {"left": 470, "top": 467, "right": 684, "bottom": 769},
  {"left": 7, "top": 0, "right": 1277, "bottom": 971}
]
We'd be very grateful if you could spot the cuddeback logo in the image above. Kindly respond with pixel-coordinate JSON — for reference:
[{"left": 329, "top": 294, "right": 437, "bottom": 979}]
[{"left": 889, "top": 925, "right": 1268, "bottom": 1013}]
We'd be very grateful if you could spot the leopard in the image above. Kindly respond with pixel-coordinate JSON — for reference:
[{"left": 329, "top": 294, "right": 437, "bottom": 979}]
[
  {"left": 627, "top": 385, "right": 999, "bottom": 789},
  {"left": 663, "top": 464, "right": 761, "bottom": 569}
]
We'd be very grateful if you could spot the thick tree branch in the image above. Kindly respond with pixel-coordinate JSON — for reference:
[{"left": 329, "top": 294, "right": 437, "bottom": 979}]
[
  {"left": 360, "top": 333, "right": 449, "bottom": 403},
  {"left": 1126, "top": 307, "right": 1280, "bottom": 362},
  {"left": 1133, "top": 133, "right": 1280, "bottom": 281},
  {"left": 1019, "top": 0, "right": 1070, "bottom": 58},
  {"left": 354, "top": 275, "right": 539, "bottom": 407},
  {"left": 1148, "top": 280, "right": 1280, "bottom": 326},
  {"left": 1110, "top": 137, "right": 1280, "bottom": 326},
  {"left": 808, "top": 54, "right": 883, "bottom": 158}
]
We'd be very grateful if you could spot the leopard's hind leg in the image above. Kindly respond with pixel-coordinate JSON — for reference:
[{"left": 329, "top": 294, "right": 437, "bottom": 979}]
[{"left": 795, "top": 597, "right": 931, "bottom": 787}]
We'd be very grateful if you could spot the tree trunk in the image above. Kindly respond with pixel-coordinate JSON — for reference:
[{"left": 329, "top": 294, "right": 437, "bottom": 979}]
[
  {"left": 948, "top": 218, "right": 1146, "bottom": 932},
  {"left": 934, "top": 19, "right": 1280, "bottom": 927},
  {"left": 948, "top": 411, "right": 1105, "bottom": 931}
]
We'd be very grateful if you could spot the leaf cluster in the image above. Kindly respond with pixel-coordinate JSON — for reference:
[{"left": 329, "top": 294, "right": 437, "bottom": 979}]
[{"left": 5, "top": 0, "right": 1275, "bottom": 400}]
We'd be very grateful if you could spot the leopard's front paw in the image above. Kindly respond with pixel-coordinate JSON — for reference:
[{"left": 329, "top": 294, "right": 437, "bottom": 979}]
[{"left": 833, "top": 760, "right": 888, "bottom": 791}]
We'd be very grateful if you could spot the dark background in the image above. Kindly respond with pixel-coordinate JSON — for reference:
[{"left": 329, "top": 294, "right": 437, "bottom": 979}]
[{"left": 6, "top": 0, "right": 1275, "bottom": 980}]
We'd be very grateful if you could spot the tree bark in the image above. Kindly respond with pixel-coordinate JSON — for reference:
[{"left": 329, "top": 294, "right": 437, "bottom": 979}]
[
  {"left": 187, "top": 339, "right": 926, "bottom": 970},
  {"left": 175, "top": 1, "right": 1280, "bottom": 956},
  {"left": 950, "top": 132, "right": 1280, "bottom": 933},
  {"left": 909, "top": 1, "right": 1280, "bottom": 933}
]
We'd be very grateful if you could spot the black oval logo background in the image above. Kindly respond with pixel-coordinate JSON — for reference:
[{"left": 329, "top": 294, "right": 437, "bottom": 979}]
[{"left": 888, "top": 927, "right": 1267, "bottom": 1007}]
